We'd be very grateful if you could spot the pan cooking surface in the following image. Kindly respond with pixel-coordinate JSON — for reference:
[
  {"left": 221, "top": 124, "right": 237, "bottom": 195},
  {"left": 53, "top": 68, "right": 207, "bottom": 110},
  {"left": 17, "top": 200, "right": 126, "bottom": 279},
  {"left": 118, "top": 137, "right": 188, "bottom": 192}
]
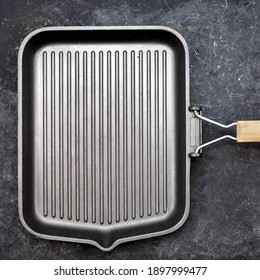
[{"left": 18, "top": 26, "right": 191, "bottom": 250}]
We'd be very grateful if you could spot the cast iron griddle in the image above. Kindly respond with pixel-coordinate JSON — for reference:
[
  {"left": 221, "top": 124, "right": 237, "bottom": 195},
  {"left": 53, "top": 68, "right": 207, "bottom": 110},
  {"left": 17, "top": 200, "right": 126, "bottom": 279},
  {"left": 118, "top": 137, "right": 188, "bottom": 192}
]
[{"left": 18, "top": 26, "right": 198, "bottom": 250}]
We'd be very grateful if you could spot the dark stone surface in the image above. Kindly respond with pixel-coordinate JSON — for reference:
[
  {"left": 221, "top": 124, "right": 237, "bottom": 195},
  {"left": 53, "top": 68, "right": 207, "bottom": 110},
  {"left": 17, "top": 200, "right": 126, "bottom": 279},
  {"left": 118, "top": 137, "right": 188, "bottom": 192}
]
[{"left": 0, "top": 0, "right": 260, "bottom": 259}]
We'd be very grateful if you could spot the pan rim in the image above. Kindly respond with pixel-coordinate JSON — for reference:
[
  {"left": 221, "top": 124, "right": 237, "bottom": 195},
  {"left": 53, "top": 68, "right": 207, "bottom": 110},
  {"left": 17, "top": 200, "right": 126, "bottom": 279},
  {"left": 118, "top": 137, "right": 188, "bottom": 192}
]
[{"left": 18, "top": 25, "right": 190, "bottom": 251}]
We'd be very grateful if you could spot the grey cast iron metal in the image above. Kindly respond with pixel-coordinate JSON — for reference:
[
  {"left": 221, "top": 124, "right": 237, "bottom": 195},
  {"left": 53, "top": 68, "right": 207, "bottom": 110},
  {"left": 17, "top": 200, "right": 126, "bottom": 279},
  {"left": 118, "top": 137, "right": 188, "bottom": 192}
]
[{"left": 18, "top": 26, "right": 200, "bottom": 251}]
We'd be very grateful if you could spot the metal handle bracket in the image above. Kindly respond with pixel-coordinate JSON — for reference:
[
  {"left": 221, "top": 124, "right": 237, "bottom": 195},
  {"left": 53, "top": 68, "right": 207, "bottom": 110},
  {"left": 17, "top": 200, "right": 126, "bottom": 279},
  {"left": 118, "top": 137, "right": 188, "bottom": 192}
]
[{"left": 189, "top": 105, "right": 237, "bottom": 158}]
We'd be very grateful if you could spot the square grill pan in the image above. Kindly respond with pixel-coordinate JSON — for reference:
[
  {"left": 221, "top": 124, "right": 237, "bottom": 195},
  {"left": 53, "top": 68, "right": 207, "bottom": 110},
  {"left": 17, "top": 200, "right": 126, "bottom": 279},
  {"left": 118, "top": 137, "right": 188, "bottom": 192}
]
[{"left": 18, "top": 26, "right": 195, "bottom": 250}]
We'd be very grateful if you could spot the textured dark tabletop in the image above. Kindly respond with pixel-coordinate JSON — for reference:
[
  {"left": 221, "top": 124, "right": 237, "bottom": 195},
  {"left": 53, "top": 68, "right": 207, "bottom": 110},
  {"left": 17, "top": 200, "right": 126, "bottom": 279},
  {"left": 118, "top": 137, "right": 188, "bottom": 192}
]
[{"left": 0, "top": 0, "right": 260, "bottom": 259}]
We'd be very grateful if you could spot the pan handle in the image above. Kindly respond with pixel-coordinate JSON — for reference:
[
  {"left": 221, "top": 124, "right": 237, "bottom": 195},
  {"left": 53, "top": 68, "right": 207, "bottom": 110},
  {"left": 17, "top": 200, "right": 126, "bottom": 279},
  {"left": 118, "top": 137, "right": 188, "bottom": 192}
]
[
  {"left": 237, "top": 121, "right": 260, "bottom": 142},
  {"left": 189, "top": 105, "right": 260, "bottom": 157}
]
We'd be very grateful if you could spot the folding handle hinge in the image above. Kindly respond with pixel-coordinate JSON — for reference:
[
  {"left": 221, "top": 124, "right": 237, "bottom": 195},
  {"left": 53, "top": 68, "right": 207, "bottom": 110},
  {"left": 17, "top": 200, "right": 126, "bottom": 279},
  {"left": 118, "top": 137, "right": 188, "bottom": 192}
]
[{"left": 189, "top": 105, "right": 237, "bottom": 158}]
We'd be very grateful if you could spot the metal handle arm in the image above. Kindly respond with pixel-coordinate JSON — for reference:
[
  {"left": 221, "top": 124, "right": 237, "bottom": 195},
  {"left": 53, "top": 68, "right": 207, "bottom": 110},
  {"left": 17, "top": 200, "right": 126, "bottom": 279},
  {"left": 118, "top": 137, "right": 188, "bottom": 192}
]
[{"left": 189, "top": 109, "right": 237, "bottom": 158}]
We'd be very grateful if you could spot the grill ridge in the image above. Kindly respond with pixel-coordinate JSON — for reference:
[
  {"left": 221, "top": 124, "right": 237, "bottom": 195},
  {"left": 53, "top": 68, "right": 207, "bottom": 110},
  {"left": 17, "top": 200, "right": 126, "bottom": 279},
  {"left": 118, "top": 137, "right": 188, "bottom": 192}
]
[{"left": 42, "top": 49, "right": 168, "bottom": 224}]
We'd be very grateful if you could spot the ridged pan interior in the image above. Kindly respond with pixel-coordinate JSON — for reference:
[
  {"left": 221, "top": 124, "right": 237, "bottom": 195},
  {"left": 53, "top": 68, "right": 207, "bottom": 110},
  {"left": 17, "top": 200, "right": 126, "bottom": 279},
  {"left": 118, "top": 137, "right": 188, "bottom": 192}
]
[{"left": 19, "top": 27, "right": 188, "bottom": 250}]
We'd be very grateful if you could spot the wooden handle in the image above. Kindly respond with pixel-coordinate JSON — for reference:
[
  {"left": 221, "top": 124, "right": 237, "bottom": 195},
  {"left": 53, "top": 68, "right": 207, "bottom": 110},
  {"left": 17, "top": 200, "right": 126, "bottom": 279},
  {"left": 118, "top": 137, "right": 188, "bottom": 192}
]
[{"left": 237, "top": 121, "right": 260, "bottom": 142}]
